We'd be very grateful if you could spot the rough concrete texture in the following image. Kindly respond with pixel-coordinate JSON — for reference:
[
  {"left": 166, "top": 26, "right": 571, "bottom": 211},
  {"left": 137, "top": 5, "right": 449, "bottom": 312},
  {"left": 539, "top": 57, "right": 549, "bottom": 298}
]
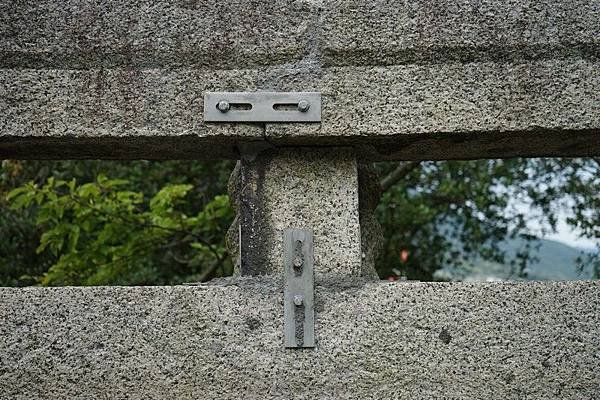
[
  {"left": 357, "top": 163, "right": 383, "bottom": 277},
  {"left": 227, "top": 148, "right": 377, "bottom": 279},
  {"left": 264, "top": 60, "right": 600, "bottom": 150},
  {"left": 322, "top": 0, "right": 600, "bottom": 67},
  {"left": 1, "top": 279, "right": 598, "bottom": 399},
  {"left": 0, "top": 0, "right": 312, "bottom": 70},
  {"left": 2, "top": 0, "right": 597, "bottom": 69},
  {"left": 1, "top": 0, "right": 599, "bottom": 160},
  {"left": 0, "top": 68, "right": 263, "bottom": 159}
]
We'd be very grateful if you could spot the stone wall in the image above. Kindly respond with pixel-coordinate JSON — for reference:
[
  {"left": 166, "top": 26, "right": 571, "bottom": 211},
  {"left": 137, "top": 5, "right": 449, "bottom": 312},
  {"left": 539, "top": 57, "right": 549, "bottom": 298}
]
[
  {"left": 1, "top": 279, "right": 598, "bottom": 399},
  {"left": 1, "top": 2, "right": 599, "bottom": 399},
  {"left": 1, "top": 0, "right": 599, "bottom": 159}
]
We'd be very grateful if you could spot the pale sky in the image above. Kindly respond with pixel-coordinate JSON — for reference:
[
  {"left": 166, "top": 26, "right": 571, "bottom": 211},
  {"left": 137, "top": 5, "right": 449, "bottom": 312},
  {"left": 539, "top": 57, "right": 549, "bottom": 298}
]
[
  {"left": 510, "top": 199, "right": 598, "bottom": 250},
  {"left": 538, "top": 215, "right": 598, "bottom": 250}
]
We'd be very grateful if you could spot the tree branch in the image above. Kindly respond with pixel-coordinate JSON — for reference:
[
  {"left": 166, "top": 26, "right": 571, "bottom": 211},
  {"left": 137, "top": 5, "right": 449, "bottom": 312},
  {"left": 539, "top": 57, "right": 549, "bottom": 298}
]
[
  {"left": 197, "top": 252, "right": 228, "bottom": 282},
  {"left": 380, "top": 161, "right": 422, "bottom": 192}
]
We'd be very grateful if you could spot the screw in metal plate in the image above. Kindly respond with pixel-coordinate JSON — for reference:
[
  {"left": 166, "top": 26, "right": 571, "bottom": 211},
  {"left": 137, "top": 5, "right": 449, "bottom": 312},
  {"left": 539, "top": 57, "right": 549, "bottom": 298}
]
[
  {"left": 217, "top": 100, "right": 230, "bottom": 113},
  {"left": 293, "top": 256, "right": 303, "bottom": 270},
  {"left": 293, "top": 295, "right": 304, "bottom": 306},
  {"left": 297, "top": 100, "right": 310, "bottom": 113}
]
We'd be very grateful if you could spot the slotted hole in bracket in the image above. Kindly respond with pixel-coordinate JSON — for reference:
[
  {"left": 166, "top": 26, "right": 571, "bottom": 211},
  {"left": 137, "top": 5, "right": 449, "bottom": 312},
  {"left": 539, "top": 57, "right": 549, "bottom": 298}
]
[
  {"left": 293, "top": 240, "right": 303, "bottom": 277},
  {"left": 294, "top": 303, "right": 305, "bottom": 347},
  {"left": 217, "top": 103, "right": 252, "bottom": 111},
  {"left": 273, "top": 103, "right": 299, "bottom": 111}
]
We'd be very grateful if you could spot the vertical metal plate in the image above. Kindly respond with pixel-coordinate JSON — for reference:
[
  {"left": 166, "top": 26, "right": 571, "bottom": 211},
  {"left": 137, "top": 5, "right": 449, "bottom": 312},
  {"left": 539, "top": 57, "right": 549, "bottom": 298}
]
[
  {"left": 204, "top": 92, "right": 321, "bottom": 123},
  {"left": 283, "top": 228, "right": 315, "bottom": 348}
]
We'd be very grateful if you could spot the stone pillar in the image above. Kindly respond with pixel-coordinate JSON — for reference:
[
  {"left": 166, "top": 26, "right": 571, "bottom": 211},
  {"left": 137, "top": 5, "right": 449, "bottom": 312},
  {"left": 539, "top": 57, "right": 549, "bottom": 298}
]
[{"left": 227, "top": 147, "right": 381, "bottom": 280}]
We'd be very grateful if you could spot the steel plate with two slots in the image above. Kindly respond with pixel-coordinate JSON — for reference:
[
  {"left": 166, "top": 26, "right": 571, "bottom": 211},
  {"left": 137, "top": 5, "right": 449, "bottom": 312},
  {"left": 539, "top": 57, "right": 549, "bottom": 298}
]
[
  {"left": 283, "top": 228, "right": 315, "bottom": 348},
  {"left": 203, "top": 92, "right": 321, "bottom": 123}
]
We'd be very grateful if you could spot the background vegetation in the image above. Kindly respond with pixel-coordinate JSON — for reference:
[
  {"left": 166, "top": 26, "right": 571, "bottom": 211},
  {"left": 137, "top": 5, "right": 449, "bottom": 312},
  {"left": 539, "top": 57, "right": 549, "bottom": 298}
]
[{"left": 1, "top": 158, "right": 598, "bottom": 286}]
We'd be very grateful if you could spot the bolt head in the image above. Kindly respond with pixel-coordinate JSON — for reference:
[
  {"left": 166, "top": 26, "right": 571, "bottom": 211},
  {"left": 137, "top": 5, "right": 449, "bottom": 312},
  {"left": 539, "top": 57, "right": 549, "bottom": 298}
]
[
  {"left": 217, "top": 100, "right": 230, "bottom": 113},
  {"left": 293, "top": 256, "right": 303, "bottom": 269},
  {"left": 293, "top": 295, "right": 304, "bottom": 306},
  {"left": 297, "top": 100, "right": 310, "bottom": 112}
]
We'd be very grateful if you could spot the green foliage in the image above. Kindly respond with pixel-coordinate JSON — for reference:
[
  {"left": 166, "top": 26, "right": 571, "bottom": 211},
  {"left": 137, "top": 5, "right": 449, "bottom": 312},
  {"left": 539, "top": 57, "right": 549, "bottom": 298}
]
[
  {"left": 375, "top": 158, "right": 599, "bottom": 280},
  {"left": 0, "top": 158, "right": 598, "bottom": 286},
  {"left": 1, "top": 160, "right": 234, "bottom": 286},
  {"left": 7, "top": 174, "right": 232, "bottom": 286}
]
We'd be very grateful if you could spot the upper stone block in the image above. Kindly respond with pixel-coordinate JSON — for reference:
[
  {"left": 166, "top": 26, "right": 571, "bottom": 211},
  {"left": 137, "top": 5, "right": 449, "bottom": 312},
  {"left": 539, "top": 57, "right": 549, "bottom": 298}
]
[
  {"left": 0, "top": 0, "right": 312, "bottom": 69},
  {"left": 322, "top": 0, "right": 600, "bottom": 66},
  {"left": 2, "top": 0, "right": 597, "bottom": 69},
  {"left": 1, "top": 0, "right": 599, "bottom": 160}
]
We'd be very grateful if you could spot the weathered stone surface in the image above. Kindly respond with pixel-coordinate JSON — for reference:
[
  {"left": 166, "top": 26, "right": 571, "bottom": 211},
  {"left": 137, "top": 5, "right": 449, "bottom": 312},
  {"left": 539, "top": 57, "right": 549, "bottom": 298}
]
[
  {"left": 0, "top": 0, "right": 314, "bottom": 70},
  {"left": 1, "top": 279, "right": 598, "bottom": 399},
  {"left": 3, "top": 61, "right": 598, "bottom": 160},
  {"left": 227, "top": 148, "right": 376, "bottom": 279},
  {"left": 322, "top": 0, "right": 600, "bottom": 66},
  {"left": 2, "top": 0, "right": 597, "bottom": 69},
  {"left": 357, "top": 163, "right": 383, "bottom": 278},
  {"left": 0, "top": 68, "right": 263, "bottom": 159},
  {"left": 264, "top": 60, "right": 600, "bottom": 159},
  {"left": 1, "top": 0, "right": 599, "bottom": 160}
]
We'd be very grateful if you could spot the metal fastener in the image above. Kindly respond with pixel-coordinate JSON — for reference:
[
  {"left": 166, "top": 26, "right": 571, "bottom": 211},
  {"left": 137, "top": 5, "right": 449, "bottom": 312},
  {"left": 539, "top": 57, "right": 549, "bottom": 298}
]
[
  {"left": 204, "top": 92, "right": 321, "bottom": 122},
  {"left": 293, "top": 256, "right": 303, "bottom": 269},
  {"left": 217, "top": 100, "right": 230, "bottom": 113},
  {"left": 284, "top": 228, "right": 314, "bottom": 348},
  {"left": 297, "top": 100, "right": 310, "bottom": 112},
  {"left": 293, "top": 295, "right": 304, "bottom": 306}
]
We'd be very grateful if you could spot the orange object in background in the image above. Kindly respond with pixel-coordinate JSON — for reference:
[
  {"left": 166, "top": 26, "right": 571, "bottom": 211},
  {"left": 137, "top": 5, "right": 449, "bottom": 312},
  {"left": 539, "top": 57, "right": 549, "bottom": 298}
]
[{"left": 400, "top": 249, "right": 409, "bottom": 263}]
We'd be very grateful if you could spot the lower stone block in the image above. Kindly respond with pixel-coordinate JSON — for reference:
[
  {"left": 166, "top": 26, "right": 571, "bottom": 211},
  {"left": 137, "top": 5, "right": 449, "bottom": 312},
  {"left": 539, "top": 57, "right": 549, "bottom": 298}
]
[{"left": 1, "top": 280, "right": 598, "bottom": 399}]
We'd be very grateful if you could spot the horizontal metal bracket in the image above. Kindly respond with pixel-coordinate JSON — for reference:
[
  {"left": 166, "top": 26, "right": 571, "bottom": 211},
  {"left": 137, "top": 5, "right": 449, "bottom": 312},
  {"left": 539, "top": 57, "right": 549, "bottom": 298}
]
[
  {"left": 283, "top": 228, "right": 315, "bottom": 348},
  {"left": 204, "top": 92, "right": 321, "bottom": 123}
]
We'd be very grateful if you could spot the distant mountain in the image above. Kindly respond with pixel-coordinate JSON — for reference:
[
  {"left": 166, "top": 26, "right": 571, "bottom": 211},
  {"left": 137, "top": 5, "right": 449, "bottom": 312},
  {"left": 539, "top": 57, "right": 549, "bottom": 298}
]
[
  {"left": 435, "top": 238, "right": 595, "bottom": 281},
  {"left": 501, "top": 238, "right": 593, "bottom": 280}
]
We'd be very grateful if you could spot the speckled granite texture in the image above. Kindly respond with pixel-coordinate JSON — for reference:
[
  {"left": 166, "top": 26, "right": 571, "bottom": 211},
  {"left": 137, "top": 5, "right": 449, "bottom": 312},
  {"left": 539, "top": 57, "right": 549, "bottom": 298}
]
[
  {"left": 227, "top": 148, "right": 378, "bottom": 279},
  {"left": 1, "top": 279, "right": 598, "bottom": 399},
  {"left": 1, "top": 0, "right": 599, "bottom": 159}
]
